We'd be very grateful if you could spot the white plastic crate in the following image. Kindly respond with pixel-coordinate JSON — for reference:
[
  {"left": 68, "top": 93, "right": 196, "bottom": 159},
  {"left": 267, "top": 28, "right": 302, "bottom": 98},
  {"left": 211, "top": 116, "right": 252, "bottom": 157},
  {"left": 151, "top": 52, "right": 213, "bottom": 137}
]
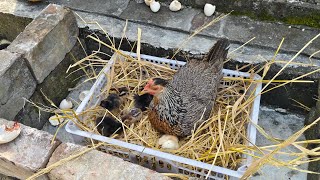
[{"left": 66, "top": 51, "right": 262, "bottom": 179}]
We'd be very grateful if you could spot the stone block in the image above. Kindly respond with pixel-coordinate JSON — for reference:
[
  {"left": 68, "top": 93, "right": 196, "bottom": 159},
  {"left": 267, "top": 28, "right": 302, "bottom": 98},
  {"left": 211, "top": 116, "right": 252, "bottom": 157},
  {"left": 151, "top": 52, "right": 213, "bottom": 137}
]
[
  {"left": 14, "top": 37, "right": 86, "bottom": 130},
  {"left": 48, "top": 143, "right": 171, "bottom": 180},
  {"left": 0, "top": 118, "right": 61, "bottom": 179},
  {"left": 0, "top": 50, "right": 36, "bottom": 120},
  {"left": 7, "top": 4, "right": 79, "bottom": 83}
]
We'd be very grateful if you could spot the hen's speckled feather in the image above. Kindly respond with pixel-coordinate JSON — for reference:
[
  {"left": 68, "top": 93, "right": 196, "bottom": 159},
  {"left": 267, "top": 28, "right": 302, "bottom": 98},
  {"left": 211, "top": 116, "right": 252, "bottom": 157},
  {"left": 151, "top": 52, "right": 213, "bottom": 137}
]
[{"left": 149, "top": 39, "right": 230, "bottom": 137}]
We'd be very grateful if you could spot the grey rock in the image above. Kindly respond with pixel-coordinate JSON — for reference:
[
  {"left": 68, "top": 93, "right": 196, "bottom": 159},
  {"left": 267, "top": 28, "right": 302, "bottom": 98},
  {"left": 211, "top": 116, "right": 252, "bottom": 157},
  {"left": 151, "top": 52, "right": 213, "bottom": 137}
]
[
  {"left": 0, "top": 118, "right": 61, "bottom": 179},
  {"left": 47, "top": 143, "right": 171, "bottom": 180},
  {"left": 14, "top": 39, "right": 87, "bottom": 129},
  {"left": 0, "top": 50, "right": 36, "bottom": 120},
  {"left": 7, "top": 4, "right": 79, "bottom": 83}
]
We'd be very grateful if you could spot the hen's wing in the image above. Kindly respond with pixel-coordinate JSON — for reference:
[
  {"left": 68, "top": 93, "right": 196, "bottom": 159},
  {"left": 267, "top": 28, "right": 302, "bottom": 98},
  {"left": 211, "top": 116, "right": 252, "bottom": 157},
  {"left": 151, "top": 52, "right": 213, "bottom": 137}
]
[{"left": 168, "top": 39, "right": 230, "bottom": 135}]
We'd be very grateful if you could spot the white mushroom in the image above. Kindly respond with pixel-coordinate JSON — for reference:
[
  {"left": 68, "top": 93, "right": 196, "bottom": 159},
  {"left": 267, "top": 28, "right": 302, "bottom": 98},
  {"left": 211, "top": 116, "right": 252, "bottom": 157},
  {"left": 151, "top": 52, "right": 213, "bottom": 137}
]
[
  {"left": 79, "top": 90, "right": 90, "bottom": 101},
  {"left": 59, "top": 99, "right": 73, "bottom": 110},
  {"left": 145, "top": 0, "right": 154, "bottom": 6},
  {"left": 49, "top": 115, "right": 65, "bottom": 126},
  {"left": 204, "top": 3, "right": 216, "bottom": 17},
  {"left": 158, "top": 134, "right": 179, "bottom": 150},
  {"left": 0, "top": 122, "right": 21, "bottom": 144},
  {"left": 169, "top": 0, "right": 182, "bottom": 12},
  {"left": 150, "top": 1, "right": 161, "bottom": 13}
]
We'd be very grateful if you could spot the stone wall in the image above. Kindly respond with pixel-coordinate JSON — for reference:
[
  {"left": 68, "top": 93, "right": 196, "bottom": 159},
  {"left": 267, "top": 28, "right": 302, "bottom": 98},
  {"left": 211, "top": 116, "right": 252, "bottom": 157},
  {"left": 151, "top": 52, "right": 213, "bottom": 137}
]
[{"left": 0, "top": 4, "right": 85, "bottom": 129}]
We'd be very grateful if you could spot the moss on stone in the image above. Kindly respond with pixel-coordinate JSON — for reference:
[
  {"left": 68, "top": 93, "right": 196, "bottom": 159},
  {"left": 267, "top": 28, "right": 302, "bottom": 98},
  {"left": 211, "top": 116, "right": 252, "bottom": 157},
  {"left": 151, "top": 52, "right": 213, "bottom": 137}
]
[
  {"left": 231, "top": 10, "right": 277, "bottom": 22},
  {"left": 282, "top": 15, "right": 320, "bottom": 28},
  {"left": 232, "top": 10, "right": 320, "bottom": 28}
]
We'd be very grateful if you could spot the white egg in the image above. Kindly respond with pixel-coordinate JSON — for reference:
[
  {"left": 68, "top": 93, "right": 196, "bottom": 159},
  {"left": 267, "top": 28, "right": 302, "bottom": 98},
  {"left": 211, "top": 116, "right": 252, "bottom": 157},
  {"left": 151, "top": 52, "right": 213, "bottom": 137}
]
[
  {"left": 150, "top": 1, "right": 161, "bottom": 13},
  {"left": 59, "top": 99, "right": 73, "bottom": 110},
  {"left": 158, "top": 134, "right": 179, "bottom": 150},
  {"left": 204, "top": 3, "right": 216, "bottom": 17},
  {"left": 161, "top": 140, "right": 179, "bottom": 149},
  {"left": 169, "top": 0, "right": 182, "bottom": 12}
]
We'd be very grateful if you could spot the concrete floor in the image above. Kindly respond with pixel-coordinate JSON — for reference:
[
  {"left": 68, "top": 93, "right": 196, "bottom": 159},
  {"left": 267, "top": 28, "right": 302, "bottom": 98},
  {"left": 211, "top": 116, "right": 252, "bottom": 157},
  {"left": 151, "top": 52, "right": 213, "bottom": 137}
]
[{"left": 251, "top": 106, "right": 307, "bottom": 180}]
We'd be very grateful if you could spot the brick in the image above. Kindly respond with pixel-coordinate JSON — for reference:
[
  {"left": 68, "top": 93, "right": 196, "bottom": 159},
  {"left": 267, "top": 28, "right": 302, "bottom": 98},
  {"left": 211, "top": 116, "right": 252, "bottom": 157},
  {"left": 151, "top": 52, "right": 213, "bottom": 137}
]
[
  {"left": 48, "top": 143, "right": 171, "bottom": 180},
  {"left": 0, "top": 118, "right": 61, "bottom": 179},
  {"left": 7, "top": 4, "right": 78, "bottom": 83},
  {"left": 0, "top": 50, "right": 36, "bottom": 120}
]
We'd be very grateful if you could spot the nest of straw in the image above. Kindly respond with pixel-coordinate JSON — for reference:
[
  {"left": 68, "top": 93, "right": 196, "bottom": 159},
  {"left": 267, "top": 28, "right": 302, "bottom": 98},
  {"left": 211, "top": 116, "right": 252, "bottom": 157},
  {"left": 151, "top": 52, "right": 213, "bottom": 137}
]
[{"left": 72, "top": 51, "right": 258, "bottom": 171}]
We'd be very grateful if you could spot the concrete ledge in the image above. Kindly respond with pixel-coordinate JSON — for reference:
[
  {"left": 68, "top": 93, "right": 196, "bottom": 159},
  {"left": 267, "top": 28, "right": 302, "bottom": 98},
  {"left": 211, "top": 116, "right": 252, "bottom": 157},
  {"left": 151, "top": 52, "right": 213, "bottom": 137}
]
[
  {"left": 47, "top": 143, "right": 171, "bottom": 180},
  {"left": 0, "top": 118, "right": 61, "bottom": 179}
]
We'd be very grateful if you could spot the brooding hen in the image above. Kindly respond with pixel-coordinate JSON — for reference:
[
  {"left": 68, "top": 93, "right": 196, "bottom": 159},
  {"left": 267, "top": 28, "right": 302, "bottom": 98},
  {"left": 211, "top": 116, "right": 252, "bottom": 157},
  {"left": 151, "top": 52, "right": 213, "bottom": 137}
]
[{"left": 142, "top": 39, "right": 230, "bottom": 137}]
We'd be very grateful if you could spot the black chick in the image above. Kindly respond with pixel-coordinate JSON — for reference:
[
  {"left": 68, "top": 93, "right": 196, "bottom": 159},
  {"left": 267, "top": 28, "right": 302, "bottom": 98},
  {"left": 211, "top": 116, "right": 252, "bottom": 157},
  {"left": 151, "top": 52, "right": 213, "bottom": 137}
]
[
  {"left": 100, "top": 87, "right": 129, "bottom": 113},
  {"left": 95, "top": 116, "right": 122, "bottom": 137},
  {"left": 100, "top": 94, "right": 121, "bottom": 110},
  {"left": 133, "top": 93, "right": 153, "bottom": 111}
]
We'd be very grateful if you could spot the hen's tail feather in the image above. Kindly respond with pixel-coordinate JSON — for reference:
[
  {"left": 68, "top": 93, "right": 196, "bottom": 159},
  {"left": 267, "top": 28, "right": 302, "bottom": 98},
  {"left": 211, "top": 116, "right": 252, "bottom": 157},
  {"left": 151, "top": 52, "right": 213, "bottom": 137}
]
[{"left": 206, "top": 38, "right": 230, "bottom": 65}]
